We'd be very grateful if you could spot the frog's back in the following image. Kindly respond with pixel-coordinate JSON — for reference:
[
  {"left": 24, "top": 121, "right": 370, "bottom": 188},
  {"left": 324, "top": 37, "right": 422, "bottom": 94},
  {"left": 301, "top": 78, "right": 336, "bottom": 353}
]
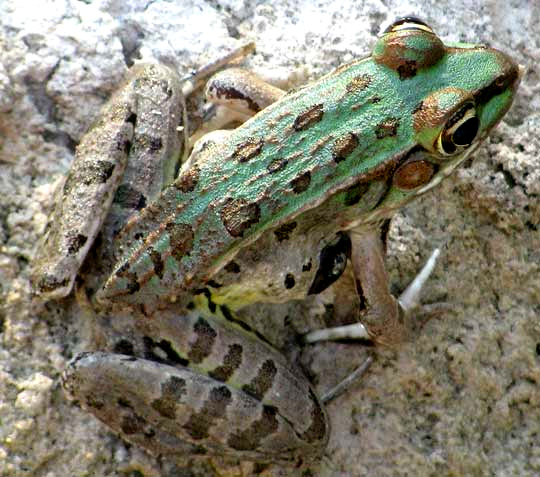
[{"left": 100, "top": 24, "right": 520, "bottom": 306}]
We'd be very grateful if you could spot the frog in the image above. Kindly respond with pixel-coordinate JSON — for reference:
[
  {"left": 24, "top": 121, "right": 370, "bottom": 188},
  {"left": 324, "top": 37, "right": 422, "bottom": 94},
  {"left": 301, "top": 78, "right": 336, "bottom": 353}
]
[{"left": 31, "top": 17, "right": 520, "bottom": 469}]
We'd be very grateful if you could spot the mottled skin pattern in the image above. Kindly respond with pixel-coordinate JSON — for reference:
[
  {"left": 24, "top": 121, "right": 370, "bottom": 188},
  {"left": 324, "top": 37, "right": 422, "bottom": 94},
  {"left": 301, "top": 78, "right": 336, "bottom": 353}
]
[
  {"left": 99, "top": 24, "right": 519, "bottom": 314},
  {"left": 32, "top": 18, "right": 519, "bottom": 469}
]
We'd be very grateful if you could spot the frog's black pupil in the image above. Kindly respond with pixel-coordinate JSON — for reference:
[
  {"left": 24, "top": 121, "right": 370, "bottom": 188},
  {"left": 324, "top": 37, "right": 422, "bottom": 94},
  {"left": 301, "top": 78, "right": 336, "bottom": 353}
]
[{"left": 453, "top": 116, "right": 479, "bottom": 146}]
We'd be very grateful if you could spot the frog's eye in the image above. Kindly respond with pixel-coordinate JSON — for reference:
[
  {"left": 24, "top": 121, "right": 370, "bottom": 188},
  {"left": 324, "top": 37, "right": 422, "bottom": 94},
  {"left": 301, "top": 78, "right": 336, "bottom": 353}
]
[
  {"left": 308, "top": 233, "right": 351, "bottom": 295},
  {"left": 383, "top": 16, "right": 434, "bottom": 34},
  {"left": 373, "top": 17, "right": 444, "bottom": 79},
  {"left": 437, "top": 102, "right": 479, "bottom": 155}
]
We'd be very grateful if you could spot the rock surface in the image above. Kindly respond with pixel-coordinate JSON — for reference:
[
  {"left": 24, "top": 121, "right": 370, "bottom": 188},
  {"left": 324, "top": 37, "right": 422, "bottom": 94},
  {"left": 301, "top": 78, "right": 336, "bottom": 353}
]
[{"left": 1, "top": 1, "right": 538, "bottom": 476}]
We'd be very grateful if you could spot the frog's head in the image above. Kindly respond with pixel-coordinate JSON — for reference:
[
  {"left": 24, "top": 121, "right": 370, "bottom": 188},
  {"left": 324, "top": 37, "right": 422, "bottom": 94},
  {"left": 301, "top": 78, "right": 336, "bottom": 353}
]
[{"left": 372, "top": 17, "right": 521, "bottom": 195}]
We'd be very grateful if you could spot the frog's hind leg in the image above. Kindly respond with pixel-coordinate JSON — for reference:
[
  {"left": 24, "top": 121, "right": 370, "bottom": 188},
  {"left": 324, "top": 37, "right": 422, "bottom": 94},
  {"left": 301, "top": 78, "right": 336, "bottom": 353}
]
[
  {"left": 31, "top": 45, "right": 256, "bottom": 301},
  {"left": 62, "top": 300, "right": 329, "bottom": 465}
]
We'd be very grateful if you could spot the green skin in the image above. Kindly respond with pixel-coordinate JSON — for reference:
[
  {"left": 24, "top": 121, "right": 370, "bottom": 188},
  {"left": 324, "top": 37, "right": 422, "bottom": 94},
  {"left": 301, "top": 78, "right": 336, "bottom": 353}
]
[
  {"left": 38, "top": 21, "right": 520, "bottom": 467},
  {"left": 100, "top": 27, "right": 519, "bottom": 312}
]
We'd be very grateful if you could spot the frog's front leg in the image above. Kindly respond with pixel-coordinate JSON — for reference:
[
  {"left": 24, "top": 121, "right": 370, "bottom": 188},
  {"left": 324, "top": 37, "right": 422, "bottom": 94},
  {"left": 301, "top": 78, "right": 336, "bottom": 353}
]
[
  {"left": 305, "top": 225, "right": 440, "bottom": 346},
  {"left": 62, "top": 302, "right": 329, "bottom": 465}
]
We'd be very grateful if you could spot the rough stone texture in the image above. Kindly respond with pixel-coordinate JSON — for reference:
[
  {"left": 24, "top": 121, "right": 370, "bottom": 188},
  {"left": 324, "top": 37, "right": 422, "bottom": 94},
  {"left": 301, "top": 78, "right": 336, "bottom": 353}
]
[{"left": 0, "top": 1, "right": 538, "bottom": 476}]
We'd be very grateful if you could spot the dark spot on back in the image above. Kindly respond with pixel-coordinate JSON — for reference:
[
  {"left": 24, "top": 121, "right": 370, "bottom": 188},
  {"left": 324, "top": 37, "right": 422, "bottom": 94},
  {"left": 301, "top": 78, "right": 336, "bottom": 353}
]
[
  {"left": 300, "top": 389, "right": 327, "bottom": 443},
  {"left": 115, "top": 262, "right": 130, "bottom": 277},
  {"left": 267, "top": 157, "right": 288, "bottom": 174},
  {"left": 274, "top": 222, "right": 297, "bottom": 242},
  {"left": 293, "top": 104, "right": 324, "bottom": 131},
  {"left": 85, "top": 395, "right": 105, "bottom": 410},
  {"left": 343, "top": 182, "right": 370, "bottom": 206},
  {"left": 333, "top": 132, "right": 359, "bottom": 163},
  {"left": 117, "top": 397, "right": 133, "bottom": 408},
  {"left": 166, "top": 222, "right": 195, "bottom": 261},
  {"left": 148, "top": 136, "right": 163, "bottom": 152},
  {"left": 290, "top": 171, "right": 311, "bottom": 193},
  {"left": 114, "top": 339, "right": 135, "bottom": 355},
  {"left": 176, "top": 164, "right": 200, "bottom": 192},
  {"left": 149, "top": 248, "right": 165, "bottom": 279},
  {"left": 232, "top": 138, "right": 264, "bottom": 162},
  {"left": 151, "top": 376, "right": 187, "bottom": 419},
  {"left": 114, "top": 184, "right": 147, "bottom": 210},
  {"left": 220, "top": 198, "right": 261, "bottom": 237},
  {"left": 36, "top": 274, "right": 69, "bottom": 294},
  {"left": 284, "top": 273, "right": 295, "bottom": 289},
  {"left": 397, "top": 61, "right": 417, "bottom": 80},
  {"left": 126, "top": 112, "right": 137, "bottom": 125},
  {"left": 184, "top": 386, "right": 232, "bottom": 440},
  {"left": 375, "top": 118, "right": 400, "bottom": 139},
  {"left": 302, "top": 260, "right": 312, "bottom": 272},
  {"left": 121, "top": 412, "right": 147, "bottom": 435},
  {"left": 79, "top": 160, "right": 116, "bottom": 185},
  {"left": 227, "top": 405, "right": 279, "bottom": 451},
  {"left": 224, "top": 261, "right": 241, "bottom": 273},
  {"left": 66, "top": 232, "right": 88, "bottom": 254},
  {"left": 125, "top": 271, "right": 140, "bottom": 294},
  {"left": 346, "top": 74, "right": 372, "bottom": 93}
]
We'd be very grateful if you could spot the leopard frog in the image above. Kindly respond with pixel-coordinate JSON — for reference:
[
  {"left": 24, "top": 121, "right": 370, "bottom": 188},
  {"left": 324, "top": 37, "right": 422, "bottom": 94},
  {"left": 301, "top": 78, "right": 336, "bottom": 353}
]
[{"left": 32, "top": 18, "right": 520, "bottom": 468}]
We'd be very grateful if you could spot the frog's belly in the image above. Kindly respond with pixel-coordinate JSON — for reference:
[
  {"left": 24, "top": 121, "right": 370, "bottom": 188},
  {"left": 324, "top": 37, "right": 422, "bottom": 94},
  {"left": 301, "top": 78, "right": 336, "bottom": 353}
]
[{"left": 210, "top": 229, "right": 329, "bottom": 309}]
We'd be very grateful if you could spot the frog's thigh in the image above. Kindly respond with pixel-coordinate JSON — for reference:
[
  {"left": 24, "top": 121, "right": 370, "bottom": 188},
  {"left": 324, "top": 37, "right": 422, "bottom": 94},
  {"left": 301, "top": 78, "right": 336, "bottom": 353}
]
[
  {"left": 107, "top": 64, "right": 186, "bottom": 232},
  {"left": 63, "top": 309, "right": 328, "bottom": 463}
]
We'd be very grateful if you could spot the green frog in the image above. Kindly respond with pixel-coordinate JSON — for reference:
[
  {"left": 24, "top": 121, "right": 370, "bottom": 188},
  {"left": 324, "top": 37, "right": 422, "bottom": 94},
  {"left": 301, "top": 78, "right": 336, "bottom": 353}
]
[{"left": 32, "top": 18, "right": 520, "bottom": 468}]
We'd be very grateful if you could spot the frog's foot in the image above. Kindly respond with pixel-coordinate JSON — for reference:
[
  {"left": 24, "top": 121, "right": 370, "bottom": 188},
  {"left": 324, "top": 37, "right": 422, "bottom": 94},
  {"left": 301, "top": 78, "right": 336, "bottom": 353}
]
[
  {"left": 189, "top": 67, "right": 286, "bottom": 144},
  {"left": 304, "top": 246, "right": 441, "bottom": 345},
  {"left": 320, "top": 355, "right": 374, "bottom": 404},
  {"left": 397, "top": 248, "right": 440, "bottom": 312}
]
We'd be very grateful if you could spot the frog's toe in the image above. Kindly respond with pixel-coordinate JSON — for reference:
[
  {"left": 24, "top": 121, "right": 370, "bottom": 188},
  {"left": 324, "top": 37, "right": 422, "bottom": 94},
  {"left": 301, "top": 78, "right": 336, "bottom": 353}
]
[{"left": 398, "top": 247, "right": 440, "bottom": 313}]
